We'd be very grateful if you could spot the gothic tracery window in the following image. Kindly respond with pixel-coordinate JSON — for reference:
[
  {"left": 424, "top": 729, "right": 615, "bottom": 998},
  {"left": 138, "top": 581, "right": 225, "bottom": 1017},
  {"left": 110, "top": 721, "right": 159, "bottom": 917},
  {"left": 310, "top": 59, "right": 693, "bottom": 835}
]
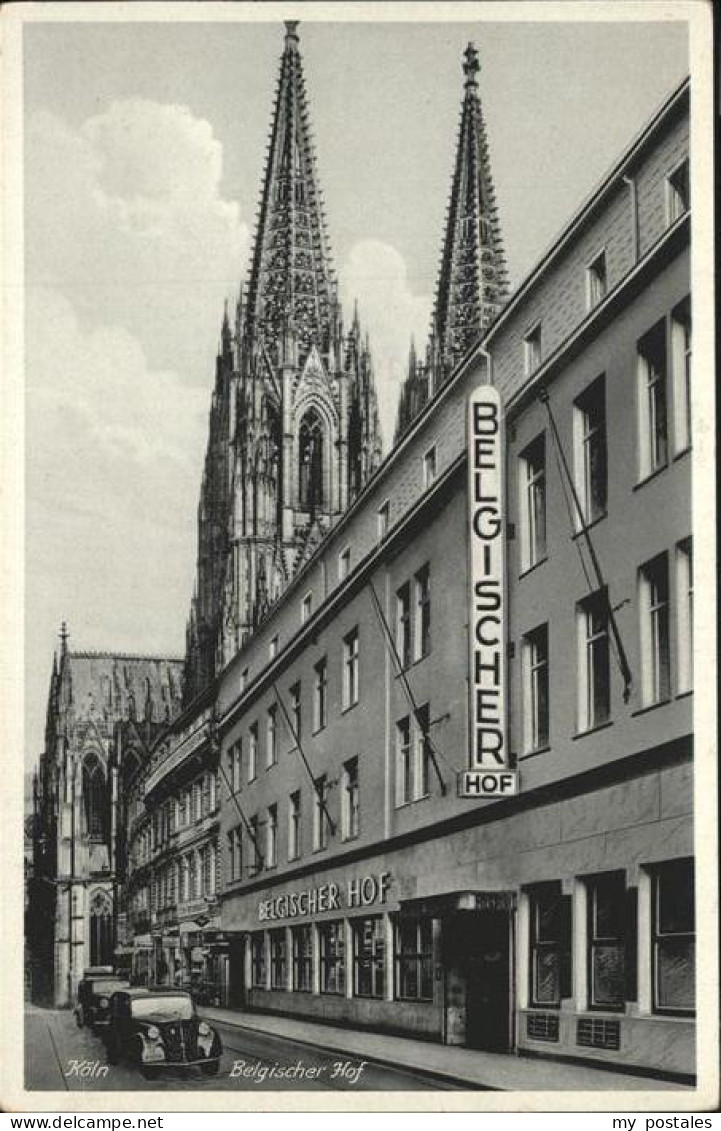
[
  {"left": 89, "top": 888, "right": 113, "bottom": 966},
  {"left": 298, "top": 409, "right": 325, "bottom": 516},
  {"left": 82, "top": 755, "right": 108, "bottom": 840}
]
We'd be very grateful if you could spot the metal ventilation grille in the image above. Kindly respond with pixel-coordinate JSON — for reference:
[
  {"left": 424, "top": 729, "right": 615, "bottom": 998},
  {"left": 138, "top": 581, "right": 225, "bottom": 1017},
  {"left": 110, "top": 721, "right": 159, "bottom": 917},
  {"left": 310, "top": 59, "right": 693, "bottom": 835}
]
[
  {"left": 577, "top": 1017, "right": 621, "bottom": 1050},
  {"left": 526, "top": 1012, "right": 560, "bottom": 1042}
]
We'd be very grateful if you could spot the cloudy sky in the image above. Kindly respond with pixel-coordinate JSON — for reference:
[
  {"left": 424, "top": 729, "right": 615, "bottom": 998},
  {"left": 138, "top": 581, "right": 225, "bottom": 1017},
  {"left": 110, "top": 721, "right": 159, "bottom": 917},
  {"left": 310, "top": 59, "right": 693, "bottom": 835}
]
[{"left": 23, "top": 13, "right": 688, "bottom": 764}]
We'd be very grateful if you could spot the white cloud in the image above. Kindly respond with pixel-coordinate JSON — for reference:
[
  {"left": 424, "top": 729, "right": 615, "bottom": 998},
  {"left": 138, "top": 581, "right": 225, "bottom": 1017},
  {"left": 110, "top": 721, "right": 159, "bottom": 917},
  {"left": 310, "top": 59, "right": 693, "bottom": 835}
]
[
  {"left": 25, "top": 101, "right": 249, "bottom": 385},
  {"left": 341, "top": 239, "right": 430, "bottom": 446}
]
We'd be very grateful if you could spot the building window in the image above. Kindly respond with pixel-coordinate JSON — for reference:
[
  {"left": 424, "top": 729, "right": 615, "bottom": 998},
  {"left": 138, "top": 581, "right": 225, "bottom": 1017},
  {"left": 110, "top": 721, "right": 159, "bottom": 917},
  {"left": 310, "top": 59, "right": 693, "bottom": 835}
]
[
  {"left": 189, "top": 851, "right": 199, "bottom": 899},
  {"left": 586, "top": 249, "right": 607, "bottom": 310},
  {"left": 338, "top": 546, "right": 351, "bottom": 581},
  {"left": 395, "top": 716, "right": 412, "bottom": 807},
  {"left": 637, "top": 321, "right": 668, "bottom": 481},
  {"left": 573, "top": 374, "right": 607, "bottom": 526},
  {"left": 228, "top": 741, "right": 242, "bottom": 794},
  {"left": 266, "top": 705, "right": 278, "bottom": 767},
  {"left": 666, "top": 158, "right": 689, "bottom": 224},
  {"left": 227, "top": 826, "right": 242, "bottom": 882},
  {"left": 524, "top": 323, "right": 542, "bottom": 375},
  {"left": 193, "top": 780, "right": 203, "bottom": 822},
  {"left": 251, "top": 932, "right": 266, "bottom": 988},
  {"left": 342, "top": 757, "right": 360, "bottom": 840},
  {"left": 423, "top": 445, "right": 437, "bottom": 489},
  {"left": 289, "top": 682, "right": 301, "bottom": 744},
  {"left": 676, "top": 538, "right": 693, "bottom": 695},
  {"left": 395, "top": 918, "right": 433, "bottom": 1001},
  {"left": 342, "top": 628, "right": 359, "bottom": 709},
  {"left": 519, "top": 434, "right": 547, "bottom": 571},
  {"left": 82, "top": 756, "right": 108, "bottom": 840},
  {"left": 292, "top": 924, "right": 313, "bottom": 991},
  {"left": 377, "top": 499, "right": 390, "bottom": 540},
  {"left": 181, "top": 855, "right": 190, "bottom": 902},
  {"left": 288, "top": 790, "right": 301, "bottom": 861},
  {"left": 266, "top": 804, "right": 278, "bottom": 869},
  {"left": 248, "top": 723, "right": 258, "bottom": 781},
  {"left": 414, "top": 564, "right": 431, "bottom": 661},
  {"left": 319, "top": 920, "right": 345, "bottom": 994},
  {"left": 521, "top": 623, "right": 549, "bottom": 752},
  {"left": 396, "top": 582, "right": 411, "bottom": 669},
  {"left": 652, "top": 859, "right": 695, "bottom": 1015},
  {"left": 639, "top": 552, "right": 671, "bottom": 707},
  {"left": 313, "top": 774, "right": 329, "bottom": 851},
  {"left": 529, "top": 883, "right": 564, "bottom": 1007},
  {"left": 353, "top": 917, "right": 385, "bottom": 998},
  {"left": 249, "top": 815, "right": 262, "bottom": 874},
  {"left": 577, "top": 589, "right": 610, "bottom": 731},
  {"left": 313, "top": 657, "right": 327, "bottom": 732},
  {"left": 587, "top": 872, "right": 626, "bottom": 1010},
  {"left": 269, "top": 636, "right": 278, "bottom": 661},
  {"left": 301, "top": 591, "right": 313, "bottom": 625},
  {"left": 202, "top": 773, "right": 211, "bottom": 816},
  {"left": 671, "top": 299, "right": 691, "bottom": 455},
  {"left": 269, "top": 929, "right": 286, "bottom": 990},
  {"left": 240, "top": 667, "right": 249, "bottom": 693}
]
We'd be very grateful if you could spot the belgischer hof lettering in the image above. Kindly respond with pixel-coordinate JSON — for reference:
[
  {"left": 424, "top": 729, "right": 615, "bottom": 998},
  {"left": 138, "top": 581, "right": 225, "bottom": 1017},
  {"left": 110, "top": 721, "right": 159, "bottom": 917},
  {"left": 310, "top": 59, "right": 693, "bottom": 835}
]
[
  {"left": 460, "top": 386, "right": 518, "bottom": 799},
  {"left": 258, "top": 872, "right": 391, "bottom": 922}
]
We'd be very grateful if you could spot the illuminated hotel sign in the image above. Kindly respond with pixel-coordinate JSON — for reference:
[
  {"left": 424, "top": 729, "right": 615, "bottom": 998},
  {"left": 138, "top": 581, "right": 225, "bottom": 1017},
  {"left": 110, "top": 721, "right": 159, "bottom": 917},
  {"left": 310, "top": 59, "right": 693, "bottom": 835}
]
[{"left": 459, "top": 386, "right": 518, "bottom": 799}]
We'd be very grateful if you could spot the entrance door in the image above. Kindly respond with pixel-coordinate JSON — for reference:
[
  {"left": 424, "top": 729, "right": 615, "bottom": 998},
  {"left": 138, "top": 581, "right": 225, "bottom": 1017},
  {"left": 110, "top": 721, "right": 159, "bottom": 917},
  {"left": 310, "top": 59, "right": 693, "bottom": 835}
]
[
  {"left": 463, "top": 912, "right": 511, "bottom": 1051},
  {"left": 228, "top": 938, "right": 246, "bottom": 1008}
]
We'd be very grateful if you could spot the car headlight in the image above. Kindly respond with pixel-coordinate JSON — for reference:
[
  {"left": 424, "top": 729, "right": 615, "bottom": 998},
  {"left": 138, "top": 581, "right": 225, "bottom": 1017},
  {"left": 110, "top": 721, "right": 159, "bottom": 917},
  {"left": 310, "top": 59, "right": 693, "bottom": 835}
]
[
  {"left": 99, "top": 997, "right": 109, "bottom": 1008},
  {"left": 146, "top": 1025, "right": 160, "bottom": 1040},
  {"left": 198, "top": 1022, "right": 210, "bottom": 1036}
]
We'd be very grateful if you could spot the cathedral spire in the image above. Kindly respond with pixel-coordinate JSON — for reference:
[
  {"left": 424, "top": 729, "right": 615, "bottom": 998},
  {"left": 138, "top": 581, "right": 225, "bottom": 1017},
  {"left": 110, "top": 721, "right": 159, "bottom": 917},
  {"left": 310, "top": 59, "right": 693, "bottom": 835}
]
[
  {"left": 394, "top": 41, "right": 508, "bottom": 440},
  {"left": 244, "top": 19, "right": 335, "bottom": 363}
]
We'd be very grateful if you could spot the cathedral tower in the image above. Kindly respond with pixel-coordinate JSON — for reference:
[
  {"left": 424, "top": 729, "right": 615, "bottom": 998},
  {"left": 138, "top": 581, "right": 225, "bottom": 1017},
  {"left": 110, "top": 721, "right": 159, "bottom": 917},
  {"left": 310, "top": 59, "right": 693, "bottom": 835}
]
[
  {"left": 184, "top": 22, "right": 382, "bottom": 702},
  {"left": 394, "top": 42, "right": 508, "bottom": 441}
]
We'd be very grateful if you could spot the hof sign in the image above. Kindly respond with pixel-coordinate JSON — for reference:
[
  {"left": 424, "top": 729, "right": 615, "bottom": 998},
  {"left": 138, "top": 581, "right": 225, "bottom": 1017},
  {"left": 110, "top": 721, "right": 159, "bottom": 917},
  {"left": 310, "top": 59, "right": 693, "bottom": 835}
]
[{"left": 459, "top": 386, "right": 518, "bottom": 799}]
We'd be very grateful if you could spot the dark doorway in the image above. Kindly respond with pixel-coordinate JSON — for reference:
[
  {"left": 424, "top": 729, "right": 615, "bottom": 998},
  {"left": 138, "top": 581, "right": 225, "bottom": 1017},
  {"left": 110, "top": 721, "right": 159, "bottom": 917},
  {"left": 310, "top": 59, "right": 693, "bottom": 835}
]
[
  {"left": 228, "top": 938, "right": 246, "bottom": 1008},
  {"left": 446, "top": 911, "right": 511, "bottom": 1051}
]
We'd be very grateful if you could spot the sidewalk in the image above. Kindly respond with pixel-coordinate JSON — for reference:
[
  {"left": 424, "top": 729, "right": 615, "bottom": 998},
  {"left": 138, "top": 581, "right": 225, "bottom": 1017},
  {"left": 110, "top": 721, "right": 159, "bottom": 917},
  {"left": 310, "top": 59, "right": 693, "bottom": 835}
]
[{"left": 199, "top": 1005, "right": 691, "bottom": 1092}]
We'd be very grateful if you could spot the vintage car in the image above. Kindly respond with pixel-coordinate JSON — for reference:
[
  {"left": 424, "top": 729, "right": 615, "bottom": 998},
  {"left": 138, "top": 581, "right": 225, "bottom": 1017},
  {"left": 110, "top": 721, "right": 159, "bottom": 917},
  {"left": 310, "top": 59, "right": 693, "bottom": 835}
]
[
  {"left": 74, "top": 967, "right": 130, "bottom": 1031},
  {"left": 103, "top": 988, "right": 222, "bottom": 1078}
]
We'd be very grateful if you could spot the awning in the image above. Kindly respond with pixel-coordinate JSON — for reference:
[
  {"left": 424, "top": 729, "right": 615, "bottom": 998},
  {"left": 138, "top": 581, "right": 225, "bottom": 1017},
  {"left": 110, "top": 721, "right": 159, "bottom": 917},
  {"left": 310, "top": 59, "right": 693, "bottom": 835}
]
[
  {"left": 133, "top": 934, "right": 153, "bottom": 949},
  {"left": 398, "top": 890, "right": 516, "bottom": 917}
]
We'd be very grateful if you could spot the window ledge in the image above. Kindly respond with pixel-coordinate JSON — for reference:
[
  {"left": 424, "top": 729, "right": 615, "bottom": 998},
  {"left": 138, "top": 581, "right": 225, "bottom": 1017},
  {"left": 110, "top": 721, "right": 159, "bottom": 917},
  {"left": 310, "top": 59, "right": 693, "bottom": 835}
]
[
  {"left": 633, "top": 463, "right": 668, "bottom": 491},
  {"left": 673, "top": 444, "right": 691, "bottom": 463},
  {"left": 572, "top": 512, "right": 607, "bottom": 540},
  {"left": 341, "top": 701, "right": 359, "bottom": 716},
  {"left": 675, "top": 688, "right": 693, "bottom": 701},
  {"left": 312, "top": 725, "right": 327, "bottom": 737},
  {"left": 631, "top": 697, "right": 671, "bottom": 719},
  {"left": 519, "top": 743, "right": 552, "bottom": 761},
  {"left": 572, "top": 719, "right": 614, "bottom": 741},
  {"left": 519, "top": 556, "right": 548, "bottom": 580}
]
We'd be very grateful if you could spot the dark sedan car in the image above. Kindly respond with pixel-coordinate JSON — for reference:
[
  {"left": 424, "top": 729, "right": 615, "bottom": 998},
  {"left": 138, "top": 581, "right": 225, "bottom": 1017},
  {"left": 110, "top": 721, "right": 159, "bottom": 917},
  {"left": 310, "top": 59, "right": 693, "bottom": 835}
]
[
  {"left": 74, "top": 968, "right": 130, "bottom": 1032},
  {"left": 103, "top": 988, "right": 222, "bottom": 1078}
]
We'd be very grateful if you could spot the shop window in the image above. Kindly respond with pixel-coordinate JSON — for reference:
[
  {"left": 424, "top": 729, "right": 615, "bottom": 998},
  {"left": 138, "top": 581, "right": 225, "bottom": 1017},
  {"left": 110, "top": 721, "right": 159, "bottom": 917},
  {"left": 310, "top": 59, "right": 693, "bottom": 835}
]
[
  {"left": 524, "top": 323, "right": 542, "bottom": 376},
  {"left": 313, "top": 774, "right": 329, "bottom": 852},
  {"left": 637, "top": 321, "right": 668, "bottom": 481},
  {"left": 353, "top": 917, "right": 385, "bottom": 999},
  {"left": 313, "top": 657, "right": 327, "bottom": 732},
  {"left": 396, "top": 582, "right": 411, "bottom": 669},
  {"left": 666, "top": 158, "right": 689, "bottom": 224},
  {"left": 292, "top": 924, "right": 313, "bottom": 991},
  {"left": 521, "top": 624, "right": 549, "bottom": 752},
  {"left": 377, "top": 499, "right": 390, "bottom": 540},
  {"left": 269, "top": 929, "right": 287, "bottom": 990},
  {"left": 342, "top": 757, "right": 360, "bottom": 840},
  {"left": 671, "top": 299, "right": 692, "bottom": 455},
  {"left": 573, "top": 374, "right": 607, "bottom": 526},
  {"left": 395, "top": 716, "right": 412, "bottom": 807},
  {"left": 395, "top": 918, "right": 433, "bottom": 1001},
  {"left": 422, "top": 445, "right": 437, "bottom": 489},
  {"left": 319, "top": 920, "right": 345, "bottom": 995},
  {"left": 269, "top": 636, "right": 278, "bottom": 661},
  {"left": 519, "top": 434, "right": 547, "bottom": 571},
  {"left": 266, "top": 705, "right": 278, "bottom": 768},
  {"left": 652, "top": 859, "right": 695, "bottom": 1015},
  {"left": 248, "top": 723, "right": 258, "bottom": 781},
  {"left": 576, "top": 588, "right": 610, "bottom": 732},
  {"left": 338, "top": 545, "right": 351, "bottom": 581},
  {"left": 266, "top": 804, "right": 278, "bottom": 868},
  {"left": 343, "top": 628, "right": 359, "bottom": 709},
  {"left": 676, "top": 538, "right": 693, "bottom": 695},
  {"left": 639, "top": 553, "right": 670, "bottom": 706},
  {"left": 586, "top": 249, "right": 608, "bottom": 310},
  {"left": 251, "top": 932, "right": 266, "bottom": 988},
  {"left": 587, "top": 872, "right": 627, "bottom": 1011},
  {"left": 301, "top": 590, "right": 313, "bottom": 625},
  {"left": 240, "top": 667, "right": 249, "bottom": 693},
  {"left": 288, "top": 790, "right": 302, "bottom": 861},
  {"left": 529, "top": 883, "right": 569, "bottom": 1008},
  {"left": 414, "top": 564, "right": 431, "bottom": 661}
]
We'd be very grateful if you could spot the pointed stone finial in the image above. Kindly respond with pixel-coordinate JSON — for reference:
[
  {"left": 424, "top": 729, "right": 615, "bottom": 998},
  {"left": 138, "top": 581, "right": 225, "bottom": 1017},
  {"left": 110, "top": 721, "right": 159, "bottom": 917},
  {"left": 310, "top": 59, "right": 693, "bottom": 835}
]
[
  {"left": 284, "top": 20, "right": 300, "bottom": 50},
  {"left": 59, "top": 621, "right": 69, "bottom": 656},
  {"left": 463, "top": 42, "right": 480, "bottom": 87}
]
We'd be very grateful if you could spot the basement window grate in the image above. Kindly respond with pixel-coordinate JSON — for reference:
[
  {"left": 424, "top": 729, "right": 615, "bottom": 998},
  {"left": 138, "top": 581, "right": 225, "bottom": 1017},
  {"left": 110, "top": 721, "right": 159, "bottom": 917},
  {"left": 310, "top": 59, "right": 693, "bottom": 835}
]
[
  {"left": 526, "top": 1012, "right": 559, "bottom": 1042},
  {"left": 577, "top": 1017, "right": 621, "bottom": 1051}
]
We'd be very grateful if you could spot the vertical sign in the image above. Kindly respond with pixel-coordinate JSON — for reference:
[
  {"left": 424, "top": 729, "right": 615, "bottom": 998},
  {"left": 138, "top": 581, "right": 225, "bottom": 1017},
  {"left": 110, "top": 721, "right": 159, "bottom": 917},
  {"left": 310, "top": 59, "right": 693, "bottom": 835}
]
[{"left": 459, "top": 386, "right": 518, "bottom": 798}]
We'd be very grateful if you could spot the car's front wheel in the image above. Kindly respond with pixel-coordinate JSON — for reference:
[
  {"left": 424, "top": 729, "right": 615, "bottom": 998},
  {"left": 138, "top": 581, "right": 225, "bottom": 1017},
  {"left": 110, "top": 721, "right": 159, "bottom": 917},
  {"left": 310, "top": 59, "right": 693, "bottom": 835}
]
[{"left": 200, "top": 1059, "right": 220, "bottom": 1077}]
